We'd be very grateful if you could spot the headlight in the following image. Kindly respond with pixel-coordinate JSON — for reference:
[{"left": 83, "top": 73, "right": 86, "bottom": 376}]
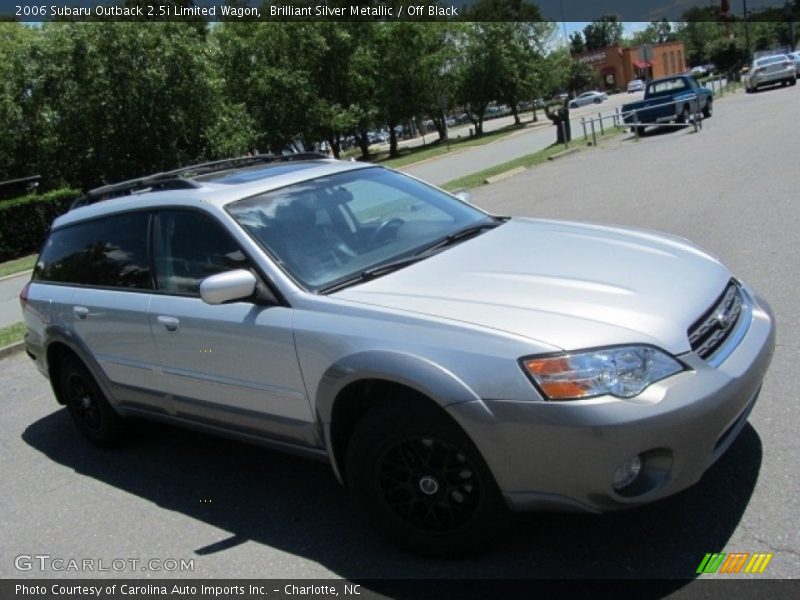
[{"left": 521, "top": 345, "right": 684, "bottom": 401}]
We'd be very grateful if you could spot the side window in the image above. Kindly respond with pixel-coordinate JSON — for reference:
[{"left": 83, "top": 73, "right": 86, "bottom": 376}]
[
  {"left": 153, "top": 210, "right": 250, "bottom": 295},
  {"left": 35, "top": 212, "right": 152, "bottom": 289}
]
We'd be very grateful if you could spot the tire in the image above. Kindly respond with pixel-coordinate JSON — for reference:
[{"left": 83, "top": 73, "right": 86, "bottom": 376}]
[
  {"left": 791, "top": 78, "right": 797, "bottom": 87},
  {"left": 345, "top": 398, "right": 504, "bottom": 557},
  {"left": 593, "top": 98, "right": 601, "bottom": 104},
  {"left": 677, "top": 105, "right": 690, "bottom": 124},
  {"left": 630, "top": 125, "right": 645, "bottom": 135},
  {"left": 58, "top": 356, "right": 126, "bottom": 447},
  {"left": 702, "top": 99, "right": 713, "bottom": 118}
]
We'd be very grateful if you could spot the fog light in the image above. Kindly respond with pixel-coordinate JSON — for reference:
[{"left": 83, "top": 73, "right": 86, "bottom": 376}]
[{"left": 612, "top": 455, "right": 642, "bottom": 491}]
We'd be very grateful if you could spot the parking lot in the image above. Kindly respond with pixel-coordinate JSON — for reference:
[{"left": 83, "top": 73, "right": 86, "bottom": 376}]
[{"left": 2, "top": 83, "right": 798, "bottom": 584}]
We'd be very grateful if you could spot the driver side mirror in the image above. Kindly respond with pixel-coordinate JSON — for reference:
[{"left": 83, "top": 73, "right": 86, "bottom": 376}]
[
  {"left": 454, "top": 190, "right": 472, "bottom": 204},
  {"left": 200, "top": 269, "right": 262, "bottom": 305}
]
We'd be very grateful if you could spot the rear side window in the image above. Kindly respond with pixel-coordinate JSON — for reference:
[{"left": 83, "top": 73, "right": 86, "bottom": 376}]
[{"left": 35, "top": 212, "right": 152, "bottom": 289}]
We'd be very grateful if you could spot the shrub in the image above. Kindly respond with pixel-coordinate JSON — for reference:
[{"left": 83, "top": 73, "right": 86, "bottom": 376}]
[{"left": 0, "top": 188, "right": 79, "bottom": 262}]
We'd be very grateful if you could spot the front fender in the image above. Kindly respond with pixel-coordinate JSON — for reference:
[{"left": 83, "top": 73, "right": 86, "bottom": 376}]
[
  {"left": 314, "top": 350, "right": 483, "bottom": 425},
  {"left": 313, "top": 350, "right": 487, "bottom": 483}
]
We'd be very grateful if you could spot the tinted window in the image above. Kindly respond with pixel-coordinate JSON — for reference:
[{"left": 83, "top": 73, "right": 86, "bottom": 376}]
[
  {"left": 153, "top": 210, "right": 250, "bottom": 295},
  {"left": 35, "top": 212, "right": 151, "bottom": 289}
]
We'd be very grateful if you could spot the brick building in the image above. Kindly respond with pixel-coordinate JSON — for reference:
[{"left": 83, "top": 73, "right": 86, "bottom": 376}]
[{"left": 575, "top": 41, "right": 688, "bottom": 91}]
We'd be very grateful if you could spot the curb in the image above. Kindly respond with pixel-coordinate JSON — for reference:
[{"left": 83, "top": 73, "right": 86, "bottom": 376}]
[
  {"left": 484, "top": 166, "right": 526, "bottom": 185},
  {"left": 548, "top": 147, "right": 580, "bottom": 161},
  {"left": 0, "top": 269, "right": 32, "bottom": 283},
  {"left": 0, "top": 340, "right": 25, "bottom": 360}
]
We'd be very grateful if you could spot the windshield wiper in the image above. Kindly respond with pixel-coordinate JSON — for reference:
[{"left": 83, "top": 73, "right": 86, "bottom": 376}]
[
  {"left": 318, "top": 219, "right": 502, "bottom": 295},
  {"left": 418, "top": 220, "right": 501, "bottom": 254},
  {"left": 318, "top": 255, "right": 427, "bottom": 294}
]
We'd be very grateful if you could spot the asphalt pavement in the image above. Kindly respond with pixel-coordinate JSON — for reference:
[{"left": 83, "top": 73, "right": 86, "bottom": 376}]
[
  {"left": 402, "top": 92, "right": 638, "bottom": 186},
  {"left": 1, "top": 84, "right": 798, "bottom": 585}
]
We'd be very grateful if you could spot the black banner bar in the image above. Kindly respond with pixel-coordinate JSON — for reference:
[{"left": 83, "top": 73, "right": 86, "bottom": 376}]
[
  {"left": 3, "top": 580, "right": 800, "bottom": 600},
  {"left": 1, "top": 0, "right": 796, "bottom": 23}
]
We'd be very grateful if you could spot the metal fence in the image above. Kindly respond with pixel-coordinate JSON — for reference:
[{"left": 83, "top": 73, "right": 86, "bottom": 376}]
[{"left": 578, "top": 94, "right": 709, "bottom": 146}]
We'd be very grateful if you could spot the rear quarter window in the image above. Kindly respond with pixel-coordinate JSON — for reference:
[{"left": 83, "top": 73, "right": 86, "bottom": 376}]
[{"left": 34, "top": 212, "right": 152, "bottom": 289}]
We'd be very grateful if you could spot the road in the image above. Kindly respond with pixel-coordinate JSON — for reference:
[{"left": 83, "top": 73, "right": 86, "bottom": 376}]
[
  {"left": 402, "top": 91, "right": 640, "bottom": 186},
  {"left": 0, "top": 272, "right": 29, "bottom": 329},
  {"left": 1, "top": 84, "right": 798, "bottom": 586}
]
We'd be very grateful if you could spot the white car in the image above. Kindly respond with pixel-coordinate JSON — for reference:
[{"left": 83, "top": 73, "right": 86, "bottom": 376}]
[
  {"left": 788, "top": 51, "right": 800, "bottom": 76},
  {"left": 627, "top": 79, "right": 645, "bottom": 93},
  {"left": 745, "top": 55, "right": 797, "bottom": 92},
  {"left": 569, "top": 91, "right": 608, "bottom": 108}
]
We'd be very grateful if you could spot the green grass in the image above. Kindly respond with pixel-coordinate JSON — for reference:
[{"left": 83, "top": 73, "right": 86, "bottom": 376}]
[
  {"left": 441, "top": 126, "right": 625, "bottom": 192},
  {"left": 0, "top": 322, "right": 26, "bottom": 347},
  {"left": 337, "top": 122, "right": 532, "bottom": 168},
  {"left": 0, "top": 254, "right": 36, "bottom": 278},
  {"left": 379, "top": 124, "right": 526, "bottom": 169}
]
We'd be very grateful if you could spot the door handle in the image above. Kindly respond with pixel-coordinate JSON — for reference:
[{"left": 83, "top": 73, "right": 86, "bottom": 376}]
[
  {"left": 157, "top": 316, "right": 180, "bottom": 332},
  {"left": 73, "top": 306, "right": 89, "bottom": 320}
]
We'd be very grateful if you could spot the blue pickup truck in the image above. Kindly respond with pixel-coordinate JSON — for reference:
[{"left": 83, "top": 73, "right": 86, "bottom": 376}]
[{"left": 622, "top": 74, "right": 713, "bottom": 134}]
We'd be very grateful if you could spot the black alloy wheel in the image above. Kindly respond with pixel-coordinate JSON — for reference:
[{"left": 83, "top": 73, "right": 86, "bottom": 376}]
[
  {"left": 345, "top": 398, "right": 504, "bottom": 557},
  {"left": 59, "top": 356, "right": 126, "bottom": 447}
]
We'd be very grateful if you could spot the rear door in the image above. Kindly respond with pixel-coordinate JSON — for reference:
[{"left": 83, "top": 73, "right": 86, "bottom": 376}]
[
  {"left": 35, "top": 211, "right": 162, "bottom": 409},
  {"left": 147, "top": 209, "right": 315, "bottom": 447}
]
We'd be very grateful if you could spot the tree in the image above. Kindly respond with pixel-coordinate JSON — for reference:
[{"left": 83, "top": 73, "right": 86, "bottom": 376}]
[
  {"left": 567, "top": 60, "right": 598, "bottom": 94},
  {"left": 455, "top": 24, "right": 505, "bottom": 136},
  {"left": 583, "top": 15, "right": 624, "bottom": 51},
  {"left": 13, "top": 22, "right": 220, "bottom": 190},
  {"left": 629, "top": 19, "right": 677, "bottom": 47},
  {"left": 462, "top": 0, "right": 542, "bottom": 21},
  {"left": 369, "top": 23, "right": 442, "bottom": 157},
  {"left": 569, "top": 31, "right": 586, "bottom": 55},
  {"left": 0, "top": 22, "right": 42, "bottom": 183}
]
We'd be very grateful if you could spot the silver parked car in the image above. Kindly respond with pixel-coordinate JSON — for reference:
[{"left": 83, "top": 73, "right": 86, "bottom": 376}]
[
  {"left": 627, "top": 79, "right": 645, "bottom": 93},
  {"left": 744, "top": 54, "right": 797, "bottom": 92},
  {"left": 569, "top": 90, "right": 608, "bottom": 108},
  {"left": 788, "top": 51, "right": 800, "bottom": 76},
  {"left": 21, "top": 155, "right": 775, "bottom": 556}
]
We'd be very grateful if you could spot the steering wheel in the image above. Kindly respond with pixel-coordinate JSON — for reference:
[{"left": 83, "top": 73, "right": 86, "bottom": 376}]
[{"left": 368, "top": 218, "right": 405, "bottom": 247}]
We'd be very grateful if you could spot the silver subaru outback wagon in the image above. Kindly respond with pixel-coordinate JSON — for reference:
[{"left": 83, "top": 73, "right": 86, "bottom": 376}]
[{"left": 21, "top": 154, "right": 775, "bottom": 556}]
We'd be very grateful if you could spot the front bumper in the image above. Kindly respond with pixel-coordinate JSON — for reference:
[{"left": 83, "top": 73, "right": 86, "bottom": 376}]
[{"left": 447, "top": 290, "right": 775, "bottom": 513}]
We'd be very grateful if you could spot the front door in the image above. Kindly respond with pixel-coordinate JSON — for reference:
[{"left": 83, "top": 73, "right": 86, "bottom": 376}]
[{"left": 148, "top": 209, "right": 315, "bottom": 447}]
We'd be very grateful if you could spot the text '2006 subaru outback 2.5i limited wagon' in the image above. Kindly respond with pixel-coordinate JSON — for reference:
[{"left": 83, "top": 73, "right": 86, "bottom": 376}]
[{"left": 21, "top": 154, "right": 775, "bottom": 556}]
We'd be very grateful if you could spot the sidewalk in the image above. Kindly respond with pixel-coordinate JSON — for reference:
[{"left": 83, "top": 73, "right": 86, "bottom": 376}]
[{"left": 0, "top": 271, "right": 29, "bottom": 329}]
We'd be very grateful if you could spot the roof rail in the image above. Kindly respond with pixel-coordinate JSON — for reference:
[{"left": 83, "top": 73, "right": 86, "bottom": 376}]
[{"left": 70, "top": 152, "right": 330, "bottom": 210}]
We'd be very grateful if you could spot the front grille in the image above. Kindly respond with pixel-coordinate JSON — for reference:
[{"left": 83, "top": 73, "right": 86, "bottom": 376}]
[{"left": 688, "top": 281, "right": 744, "bottom": 360}]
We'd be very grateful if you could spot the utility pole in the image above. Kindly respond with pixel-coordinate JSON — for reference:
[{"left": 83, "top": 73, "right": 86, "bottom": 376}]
[{"left": 743, "top": 0, "right": 751, "bottom": 59}]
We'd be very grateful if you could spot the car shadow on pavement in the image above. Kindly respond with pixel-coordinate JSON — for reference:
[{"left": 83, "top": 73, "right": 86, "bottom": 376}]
[
  {"left": 22, "top": 409, "right": 762, "bottom": 584},
  {"left": 625, "top": 124, "right": 695, "bottom": 140}
]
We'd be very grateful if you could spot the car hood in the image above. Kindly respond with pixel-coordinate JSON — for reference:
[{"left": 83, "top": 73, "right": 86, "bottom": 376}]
[{"left": 334, "top": 218, "right": 731, "bottom": 354}]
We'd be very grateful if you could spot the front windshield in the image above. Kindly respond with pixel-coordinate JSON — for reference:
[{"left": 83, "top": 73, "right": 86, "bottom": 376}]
[{"left": 227, "top": 166, "right": 492, "bottom": 292}]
